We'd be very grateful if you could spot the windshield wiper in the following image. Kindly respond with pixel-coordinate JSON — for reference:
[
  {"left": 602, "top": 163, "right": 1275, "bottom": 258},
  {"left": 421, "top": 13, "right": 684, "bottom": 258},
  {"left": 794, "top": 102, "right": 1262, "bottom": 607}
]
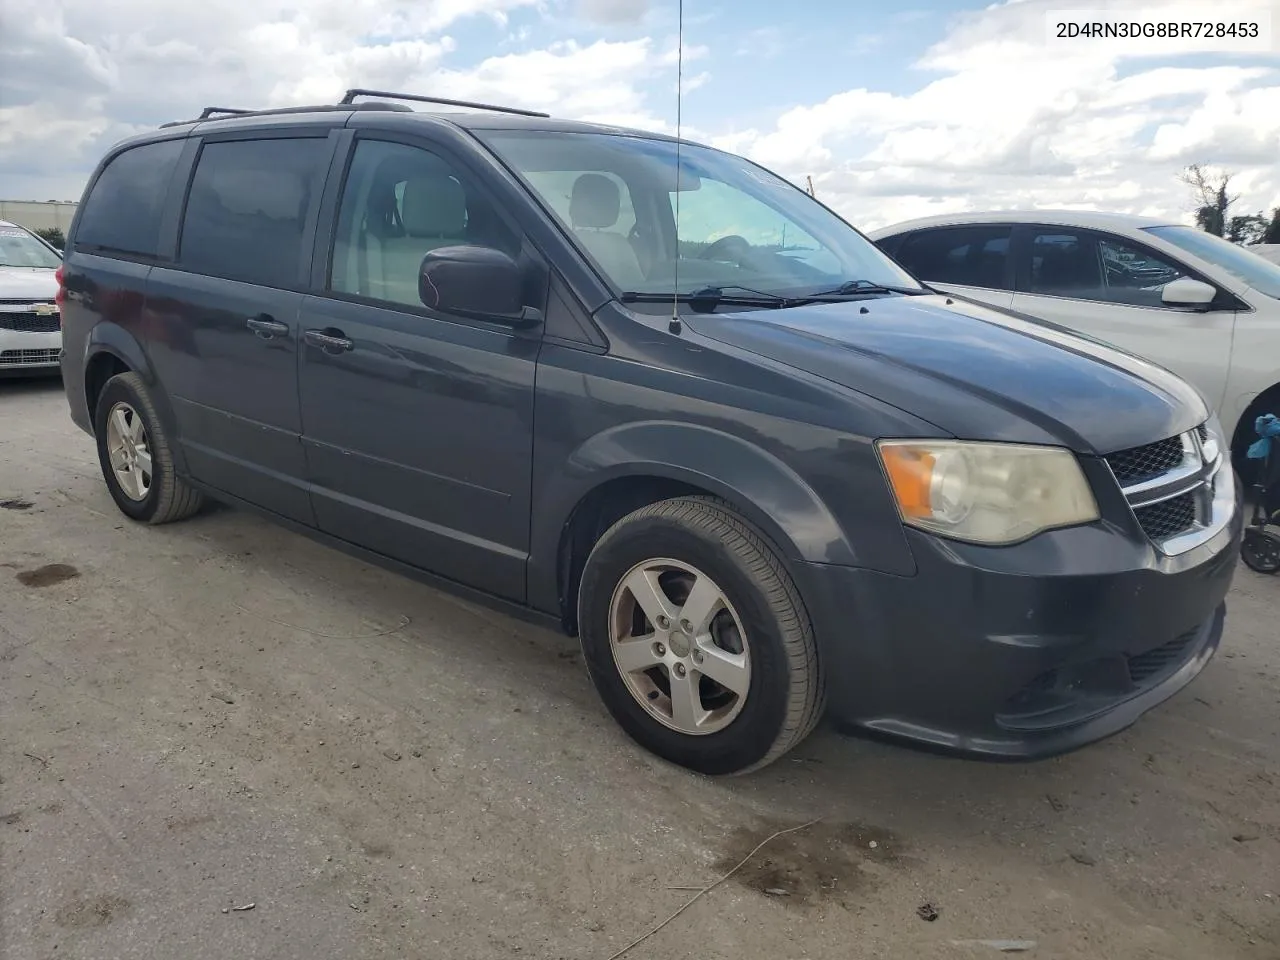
[{"left": 620, "top": 285, "right": 797, "bottom": 311}]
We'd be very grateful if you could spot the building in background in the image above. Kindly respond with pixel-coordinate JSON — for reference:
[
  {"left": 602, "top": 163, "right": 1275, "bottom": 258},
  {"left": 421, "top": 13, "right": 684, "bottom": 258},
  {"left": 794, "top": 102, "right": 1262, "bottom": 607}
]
[{"left": 0, "top": 201, "right": 78, "bottom": 234}]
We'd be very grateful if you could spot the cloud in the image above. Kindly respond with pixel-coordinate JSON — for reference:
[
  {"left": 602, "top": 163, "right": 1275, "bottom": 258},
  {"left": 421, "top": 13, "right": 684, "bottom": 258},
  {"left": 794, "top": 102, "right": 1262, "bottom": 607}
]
[
  {"left": 0, "top": 0, "right": 684, "bottom": 199},
  {"left": 2, "top": 0, "right": 1277, "bottom": 234},
  {"left": 680, "top": 71, "right": 710, "bottom": 94},
  {"left": 574, "top": 0, "right": 649, "bottom": 24},
  {"left": 717, "top": 0, "right": 1280, "bottom": 229}
]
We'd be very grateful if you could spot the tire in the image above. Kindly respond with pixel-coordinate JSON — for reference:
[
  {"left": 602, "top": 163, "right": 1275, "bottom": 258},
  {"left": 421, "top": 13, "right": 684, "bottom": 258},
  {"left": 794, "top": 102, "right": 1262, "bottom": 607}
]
[
  {"left": 1241, "top": 528, "right": 1280, "bottom": 575},
  {"left": 93, "top": 372, "right": 204, "bottom": 524},
  {"left": 578, "top": 496, "right": 824, "bottom": 775}
]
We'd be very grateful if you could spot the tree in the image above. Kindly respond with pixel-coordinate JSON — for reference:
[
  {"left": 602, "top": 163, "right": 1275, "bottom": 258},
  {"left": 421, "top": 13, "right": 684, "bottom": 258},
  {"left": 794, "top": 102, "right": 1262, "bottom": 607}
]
[
  {"left": 34, "top": 226, "right": 65, "bottom": 250},
  {"left": 1178, "top": 164, "right": 1237, "bottom": 237},
  {"left": 1264, "top": 208, "right": 1280, "bottom": 244},
  {"left": 1227, "top": 213, "right": 1268, "bottom": 245}
]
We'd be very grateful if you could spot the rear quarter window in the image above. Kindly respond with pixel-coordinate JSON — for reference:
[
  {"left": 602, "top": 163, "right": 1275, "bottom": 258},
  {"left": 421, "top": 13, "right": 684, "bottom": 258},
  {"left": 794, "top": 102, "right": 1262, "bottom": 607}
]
[
  {"left": 74, "top": 139, "right": 185, "bottom": 257},
  {"left": 895, "top": 225, "right": 1013, "bottom": 289},
  {"left": 178, "top": 137, "right": 329, "bottom": 288}
]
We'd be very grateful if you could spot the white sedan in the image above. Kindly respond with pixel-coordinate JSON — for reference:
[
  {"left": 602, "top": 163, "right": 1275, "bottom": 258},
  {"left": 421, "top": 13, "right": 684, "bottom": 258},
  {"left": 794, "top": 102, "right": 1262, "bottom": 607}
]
[
  {"left": 867, "top": 210, "right": 1280, "bottom": 472},
  {"left": 0, "top": 219, "right": 63, "bottom": 378}
]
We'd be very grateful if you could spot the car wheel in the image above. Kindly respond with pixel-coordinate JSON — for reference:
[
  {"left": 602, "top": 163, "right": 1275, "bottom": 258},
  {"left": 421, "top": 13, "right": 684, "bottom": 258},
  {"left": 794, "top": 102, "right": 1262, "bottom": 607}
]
[
  {"left": 1241, "top": 528, "right": 1280, "bottom": 574},
  {"left": 94, "top": 372, "right": 204, "bottom": 524},
  {"left": 578, "top": 496, "right": 824, "bottom": 775}
]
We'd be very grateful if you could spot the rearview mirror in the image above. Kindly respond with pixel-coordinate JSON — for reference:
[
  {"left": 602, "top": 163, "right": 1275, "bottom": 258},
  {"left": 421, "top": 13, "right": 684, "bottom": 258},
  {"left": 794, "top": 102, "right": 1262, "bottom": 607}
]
[
  {"left": 1161, "top": 276, "right": 1216, "bottom": 308},
  {"left": 419, "top": 245, "right": 542, "bottom": 326}
]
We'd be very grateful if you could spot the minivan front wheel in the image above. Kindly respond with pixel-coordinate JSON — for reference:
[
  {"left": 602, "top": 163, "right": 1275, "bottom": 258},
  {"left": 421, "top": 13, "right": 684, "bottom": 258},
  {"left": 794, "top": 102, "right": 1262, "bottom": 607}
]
[
  {"left": 94, "top": 372, "right": 204, "bottom": 524},
  {"left": 578, "top": 496, "right": 823, "bottom": 775}
]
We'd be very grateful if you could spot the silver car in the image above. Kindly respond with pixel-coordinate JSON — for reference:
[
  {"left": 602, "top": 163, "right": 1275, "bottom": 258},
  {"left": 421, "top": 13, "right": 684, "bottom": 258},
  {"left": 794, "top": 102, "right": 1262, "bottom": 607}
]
[{"left": 0, "top": 219, "right": 62, "bottom": 377}]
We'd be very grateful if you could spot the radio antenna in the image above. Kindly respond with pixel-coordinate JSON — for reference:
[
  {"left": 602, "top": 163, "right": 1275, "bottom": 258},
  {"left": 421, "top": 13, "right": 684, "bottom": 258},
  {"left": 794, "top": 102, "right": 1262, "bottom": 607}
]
[{"left": 669, "top": 0, "right": 685, "bottom": 335}]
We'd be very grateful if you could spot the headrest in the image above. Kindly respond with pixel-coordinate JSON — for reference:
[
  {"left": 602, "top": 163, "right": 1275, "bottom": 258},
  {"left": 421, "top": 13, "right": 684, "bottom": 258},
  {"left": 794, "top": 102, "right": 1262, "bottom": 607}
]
[
  {"left": 402, "top": 175, "right": 467, "bottom": 237},
  {"left": 569, "top": 173, "right": 621, "bottom": 230}
]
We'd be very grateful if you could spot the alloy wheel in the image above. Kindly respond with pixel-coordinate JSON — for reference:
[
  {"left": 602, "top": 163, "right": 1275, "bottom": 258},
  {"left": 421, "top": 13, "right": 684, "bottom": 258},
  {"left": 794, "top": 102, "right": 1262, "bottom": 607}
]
[
  {"left": 607, "top": 558, "right": 751, "bottom": 735},
  {"left": 105, "top": 402, "right": 153, "bottom": 501}
]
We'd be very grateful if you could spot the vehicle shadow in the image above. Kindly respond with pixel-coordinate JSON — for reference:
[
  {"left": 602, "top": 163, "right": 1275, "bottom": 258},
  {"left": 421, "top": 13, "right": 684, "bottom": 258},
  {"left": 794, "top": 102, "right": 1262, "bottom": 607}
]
[{"left": 0, "top": 373, "right": 64, "bottom": 396}]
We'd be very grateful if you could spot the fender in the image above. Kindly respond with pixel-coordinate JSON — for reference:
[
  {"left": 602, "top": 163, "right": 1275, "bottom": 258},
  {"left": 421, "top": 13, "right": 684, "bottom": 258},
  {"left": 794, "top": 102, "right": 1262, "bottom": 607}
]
[
  {"left": 526, "top": 420, "right": 879, "bottom": 617},
  {"left": 86, "top": 322, "right": 155, "bottom": 385},
  {"left": 84, "top": 323, "right": 191, "bottom": 476}
]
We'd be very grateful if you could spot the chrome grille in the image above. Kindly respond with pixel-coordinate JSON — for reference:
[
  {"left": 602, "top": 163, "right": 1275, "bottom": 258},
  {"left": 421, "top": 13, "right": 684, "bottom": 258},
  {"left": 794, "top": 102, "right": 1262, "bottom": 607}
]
[
  {"left": 1107, "top": 423, "right": 1230, "bottom": 555},
  {"left": 0, "top": 311, "right": 59, "bottom": 333},
  {"left": 1133, "top": 492, "right": 1196, "bottom": 542},
  {"left": 1105, "top": 436, "right": 1185, "bottom": 486},
  {"left": 0, "top": 301, "right": 59, "bottom": 334},
  {"left": 0, "top": 348, "right": 60, "bottom": 366}
]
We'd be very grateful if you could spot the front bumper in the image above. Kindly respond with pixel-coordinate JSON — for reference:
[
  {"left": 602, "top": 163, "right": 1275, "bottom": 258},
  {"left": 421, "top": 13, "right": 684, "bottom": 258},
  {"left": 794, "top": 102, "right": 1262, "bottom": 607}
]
[
  {"left": 795, "top": 476, "right": 1244, "bottom": 760},
  {"left": 0, "top": 328, "right": 61, "bottom": 374}
]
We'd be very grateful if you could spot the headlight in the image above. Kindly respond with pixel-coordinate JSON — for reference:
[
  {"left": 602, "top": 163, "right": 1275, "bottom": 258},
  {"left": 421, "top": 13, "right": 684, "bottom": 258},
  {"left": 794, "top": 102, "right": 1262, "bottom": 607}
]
[{"left": 876, "top": 440, "right": 1100, "bottom": 545}]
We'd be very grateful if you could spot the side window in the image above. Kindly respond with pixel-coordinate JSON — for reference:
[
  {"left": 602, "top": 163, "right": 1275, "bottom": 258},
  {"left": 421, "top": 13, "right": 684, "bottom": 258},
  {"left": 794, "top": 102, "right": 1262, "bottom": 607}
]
[
  {"left": 1026, "top": 230, "right": 1103, "bottom": 298},
  {"left": 1096, "top": 236, "right": 1188, "bottom": 307},
  {"left": 896, "top": 226, "right": 1012, "bottom": 289},
  {"left": 874, "top": 235, "right": 904, "bottom": 258},
  {"left": 75, "top": 139, "right": 185, "bottom": 257},
  {"left": 179, "top": 137, "right": 328, "bottom": 287},
  {"left": 330, "top": 139, "right": 520, "bottom": 309}
]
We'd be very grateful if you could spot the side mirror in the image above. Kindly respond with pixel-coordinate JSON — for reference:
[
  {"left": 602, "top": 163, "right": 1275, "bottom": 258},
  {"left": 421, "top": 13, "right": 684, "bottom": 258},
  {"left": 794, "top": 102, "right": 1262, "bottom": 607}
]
[
  {"left": 419, "top": 245, "right": 542, "bottom": 327},
  {"left": 1161, "top": 276, "right": 1216, "bottom": 308}
]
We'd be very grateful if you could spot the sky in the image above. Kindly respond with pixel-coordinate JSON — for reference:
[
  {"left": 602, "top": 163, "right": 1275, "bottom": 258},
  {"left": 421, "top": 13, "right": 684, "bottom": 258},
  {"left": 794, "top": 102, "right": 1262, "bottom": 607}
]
[{"left": 1, "top": 0, "right": 1278, "bottom": 231}]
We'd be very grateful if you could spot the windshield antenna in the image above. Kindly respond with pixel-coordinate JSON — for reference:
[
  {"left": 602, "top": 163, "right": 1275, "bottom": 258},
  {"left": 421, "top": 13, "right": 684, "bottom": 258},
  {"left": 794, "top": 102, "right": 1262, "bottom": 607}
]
[{"left": 669, "top": 0, "right": 685, "bottom": 335}]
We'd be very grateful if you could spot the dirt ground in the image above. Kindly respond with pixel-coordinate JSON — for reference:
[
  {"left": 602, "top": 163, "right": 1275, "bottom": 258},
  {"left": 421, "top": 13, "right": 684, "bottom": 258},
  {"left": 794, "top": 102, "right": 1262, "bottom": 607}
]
[{"left": 1, "top": 375, "right": 1278, "bottom": 960}]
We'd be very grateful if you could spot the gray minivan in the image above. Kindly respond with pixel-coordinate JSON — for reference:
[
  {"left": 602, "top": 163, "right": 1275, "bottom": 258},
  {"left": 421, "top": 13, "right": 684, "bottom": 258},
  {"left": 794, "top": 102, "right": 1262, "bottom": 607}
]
[{"left": 58, "top": 91, "right": 1241, "bottom": 774}]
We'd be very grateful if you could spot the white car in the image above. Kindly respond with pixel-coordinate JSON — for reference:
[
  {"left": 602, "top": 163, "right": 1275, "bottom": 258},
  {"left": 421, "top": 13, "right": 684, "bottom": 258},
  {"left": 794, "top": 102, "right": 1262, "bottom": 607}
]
[
  {"left": 868, "top": 211, "right": 1280, "bottom": 472},
  {"left": 1251, "top": 243, "right": 1280, "bottom": 265},
  {"left": 0, "top": 219, "right": 63, "bottom": 377}
]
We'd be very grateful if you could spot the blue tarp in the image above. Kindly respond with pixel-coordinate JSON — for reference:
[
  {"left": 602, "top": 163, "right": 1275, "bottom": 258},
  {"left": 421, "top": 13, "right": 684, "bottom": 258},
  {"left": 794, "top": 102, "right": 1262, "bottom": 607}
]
[{"left": 1246, "top": 413, "right": 1280, "bottom": 460}]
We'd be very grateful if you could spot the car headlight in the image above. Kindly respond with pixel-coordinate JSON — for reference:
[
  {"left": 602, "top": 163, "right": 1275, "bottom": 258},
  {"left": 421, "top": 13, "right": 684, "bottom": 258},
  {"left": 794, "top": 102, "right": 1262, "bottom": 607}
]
[{"left": 876, "top": 440, "right": 1100, "bottom": 545}]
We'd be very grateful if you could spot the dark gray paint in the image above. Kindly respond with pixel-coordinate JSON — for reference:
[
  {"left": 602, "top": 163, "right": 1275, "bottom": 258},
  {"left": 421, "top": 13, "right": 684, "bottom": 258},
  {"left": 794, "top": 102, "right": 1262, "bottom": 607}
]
[
  {"left": 297, "top": 294, "right": 539, "bottom": 601},
  {"left": 57, "top": 105, "right": 1240, "bottom": 761}
]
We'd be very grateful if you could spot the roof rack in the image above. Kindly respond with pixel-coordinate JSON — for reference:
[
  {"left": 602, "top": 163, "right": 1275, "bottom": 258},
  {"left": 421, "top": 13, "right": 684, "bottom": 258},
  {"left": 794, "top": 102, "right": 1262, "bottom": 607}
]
[
  {"left": 159, "top": 101, "right": 413, "bottom": 129},
  {"left": 199, "top": 107, "right": 252, "bottom": 119},
  {"left": 340, "top": 88, "right": 550, "bottom": 119}
]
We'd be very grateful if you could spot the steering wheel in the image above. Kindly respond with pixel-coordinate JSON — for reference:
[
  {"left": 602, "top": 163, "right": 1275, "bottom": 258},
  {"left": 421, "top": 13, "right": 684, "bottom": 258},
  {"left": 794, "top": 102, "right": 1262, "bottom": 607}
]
[{"left": 698, "top": 234, "right": 753, "bottom": 264}]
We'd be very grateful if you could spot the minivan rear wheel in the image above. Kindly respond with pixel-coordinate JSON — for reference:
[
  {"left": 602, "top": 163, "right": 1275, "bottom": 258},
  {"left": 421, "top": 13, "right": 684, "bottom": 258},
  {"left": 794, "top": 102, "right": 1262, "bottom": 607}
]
[
  {"left": 578, "top": 496, "right": 823, "bottom": 775},
  {"left": 94, "top": 372, "right": 204, "bottom": 524}
]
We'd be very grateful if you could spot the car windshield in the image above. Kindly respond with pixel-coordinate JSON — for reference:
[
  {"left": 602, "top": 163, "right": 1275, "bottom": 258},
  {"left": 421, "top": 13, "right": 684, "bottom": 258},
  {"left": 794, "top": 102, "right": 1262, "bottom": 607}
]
[
  {"left": 478, "top": 130, "right": 923, "bottom": 301},
  {"left": 0, "top": 225, "right": 61, "bottom": 269},
  {"left": 1144, "top": 225, "right": 1280, "bottom": 299}
]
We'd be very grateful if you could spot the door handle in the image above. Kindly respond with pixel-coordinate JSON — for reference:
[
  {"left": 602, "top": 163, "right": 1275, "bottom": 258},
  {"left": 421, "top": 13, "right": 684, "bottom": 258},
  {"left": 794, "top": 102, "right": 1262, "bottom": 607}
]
[
  {"left": 246, "top": 314, "right": 289, "bottom": 339},
  {"left": 303, "top": 328, "right": 354, "bottom": 353}
]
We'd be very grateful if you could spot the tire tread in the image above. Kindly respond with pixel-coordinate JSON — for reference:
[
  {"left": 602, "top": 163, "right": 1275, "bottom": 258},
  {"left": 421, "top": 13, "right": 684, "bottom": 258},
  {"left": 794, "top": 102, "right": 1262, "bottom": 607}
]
[
  {"left": 591, "top": 494, "right": 824, "bottom": 773},
  {"left": 99, "top": 372, "right": 204, "bottom": 525}
]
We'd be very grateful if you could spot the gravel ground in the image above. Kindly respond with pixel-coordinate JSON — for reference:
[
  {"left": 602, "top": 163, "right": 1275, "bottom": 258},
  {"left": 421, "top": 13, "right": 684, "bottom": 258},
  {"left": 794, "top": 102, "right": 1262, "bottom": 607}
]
[{"left": 2, "top": 376, "right": 1278, "bottom": 960}]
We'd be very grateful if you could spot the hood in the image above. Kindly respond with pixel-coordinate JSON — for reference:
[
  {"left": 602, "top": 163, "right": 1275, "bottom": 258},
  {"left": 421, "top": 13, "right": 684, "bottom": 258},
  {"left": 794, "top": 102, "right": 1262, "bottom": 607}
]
[
  {"left": 0, "top": 266, "right": 58, "bottom": 301},
  {"left": 686, "top": 293, "right": 1207, "bottom": 456}
]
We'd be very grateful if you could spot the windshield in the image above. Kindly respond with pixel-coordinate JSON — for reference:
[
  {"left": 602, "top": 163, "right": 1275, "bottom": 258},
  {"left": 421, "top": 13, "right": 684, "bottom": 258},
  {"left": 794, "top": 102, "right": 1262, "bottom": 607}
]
[
  {"left": 478, "top": 130, "right": 923, "bottom": 300},
  {"left": 1144, "top": 225, "right": 1280, "bottom": 299},
  {"left": 0, "top": 225, "right": 61, "bottom": 269}
]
